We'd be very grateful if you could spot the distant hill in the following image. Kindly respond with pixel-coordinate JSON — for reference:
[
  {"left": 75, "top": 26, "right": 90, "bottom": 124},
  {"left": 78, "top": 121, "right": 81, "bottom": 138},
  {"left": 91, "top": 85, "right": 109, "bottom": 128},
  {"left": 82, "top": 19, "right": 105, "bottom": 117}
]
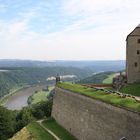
[
  {"left": 0, "top": 59, "right": 125, "bottom": 72},
  {"left": 0, "top": 67, "right": 91, "bottom": 98},
  {"left": 0, "top": 59, "right": 125, "bottom": 98},
  {"left": 77, "top": 71, "right": 116, "bottom": 84}
]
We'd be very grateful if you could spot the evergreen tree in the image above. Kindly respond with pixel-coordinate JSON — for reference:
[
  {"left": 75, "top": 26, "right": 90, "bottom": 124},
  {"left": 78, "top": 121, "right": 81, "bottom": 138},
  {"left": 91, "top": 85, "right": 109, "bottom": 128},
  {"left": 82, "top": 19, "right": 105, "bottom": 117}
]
[{"left": 0, "top": 106, "right": 16, "bottom": 140}]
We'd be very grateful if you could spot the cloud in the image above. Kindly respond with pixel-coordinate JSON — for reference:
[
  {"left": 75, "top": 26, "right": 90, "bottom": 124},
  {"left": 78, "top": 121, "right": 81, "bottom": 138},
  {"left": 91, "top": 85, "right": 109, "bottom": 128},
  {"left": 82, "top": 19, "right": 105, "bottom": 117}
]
[
  {"left": 0, "top": 0, "right": 140, "bottom": 60},
  {"left": 62, "top": 0, "right": 140, "bottom": 16},
  {"left": 63, "top": 0, "right": 139, "bottom": 26}
]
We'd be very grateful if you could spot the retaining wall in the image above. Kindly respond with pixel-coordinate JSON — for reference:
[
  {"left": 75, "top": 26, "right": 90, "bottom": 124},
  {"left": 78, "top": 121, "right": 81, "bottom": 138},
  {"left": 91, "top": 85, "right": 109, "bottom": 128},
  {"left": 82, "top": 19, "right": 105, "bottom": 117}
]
[{"left": 52, "top": 87, "right": 140, "bottom": 140}]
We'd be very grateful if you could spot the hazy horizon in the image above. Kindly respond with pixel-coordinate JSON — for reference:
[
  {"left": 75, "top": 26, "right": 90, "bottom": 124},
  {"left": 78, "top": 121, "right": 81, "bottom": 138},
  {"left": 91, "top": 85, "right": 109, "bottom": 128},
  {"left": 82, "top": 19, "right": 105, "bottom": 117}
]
[
  {"left": 0, "top": 0, "right": 139, "bottom": 60},
  {"left": 0, "top": 59, "right": 125, "bottom": 61}
]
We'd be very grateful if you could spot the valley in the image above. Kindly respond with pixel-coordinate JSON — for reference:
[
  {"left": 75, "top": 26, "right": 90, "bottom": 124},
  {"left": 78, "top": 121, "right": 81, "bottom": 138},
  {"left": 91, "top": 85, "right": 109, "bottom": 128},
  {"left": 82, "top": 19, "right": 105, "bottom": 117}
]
[
  {"left": 0, "top": 60, "right": 126, "bottom": 140},
  {"left": 4, "top": 85, "right": 47, "bottom": 110}
]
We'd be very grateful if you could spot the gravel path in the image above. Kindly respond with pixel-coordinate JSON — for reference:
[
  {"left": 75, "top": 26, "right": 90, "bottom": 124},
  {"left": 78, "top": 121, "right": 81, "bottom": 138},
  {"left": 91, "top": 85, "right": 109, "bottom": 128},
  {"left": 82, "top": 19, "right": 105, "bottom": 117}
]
[{"left": 37, "top": 120, "right": 60, "bottom": 140}]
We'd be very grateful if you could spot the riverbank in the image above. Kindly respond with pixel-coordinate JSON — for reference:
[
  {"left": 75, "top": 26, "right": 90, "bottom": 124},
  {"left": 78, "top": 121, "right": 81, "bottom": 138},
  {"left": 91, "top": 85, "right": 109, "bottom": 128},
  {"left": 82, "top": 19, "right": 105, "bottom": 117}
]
[
  {"left": 4, "top": 85, "right": 47, "bottom": 110},
  {"left": 0, "top": 85, "right": 29, "bottom": 105},
  {"left": 28, "top": 86, "right": 54, "bottom": 105}
]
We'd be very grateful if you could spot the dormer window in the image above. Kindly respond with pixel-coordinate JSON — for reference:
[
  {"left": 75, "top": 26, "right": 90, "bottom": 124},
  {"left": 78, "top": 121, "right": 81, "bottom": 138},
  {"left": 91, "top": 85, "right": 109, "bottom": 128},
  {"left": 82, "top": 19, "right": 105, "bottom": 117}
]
[{"left": 138, "top": 39, "right": 140, "bottom": 43}]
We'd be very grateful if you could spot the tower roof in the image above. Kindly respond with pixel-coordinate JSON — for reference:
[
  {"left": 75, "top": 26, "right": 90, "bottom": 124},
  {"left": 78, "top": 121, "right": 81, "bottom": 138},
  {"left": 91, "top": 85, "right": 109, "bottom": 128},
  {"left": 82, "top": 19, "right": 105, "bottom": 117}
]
[{"left": 126, "top": 24, "right": 140, "bottom": 40}]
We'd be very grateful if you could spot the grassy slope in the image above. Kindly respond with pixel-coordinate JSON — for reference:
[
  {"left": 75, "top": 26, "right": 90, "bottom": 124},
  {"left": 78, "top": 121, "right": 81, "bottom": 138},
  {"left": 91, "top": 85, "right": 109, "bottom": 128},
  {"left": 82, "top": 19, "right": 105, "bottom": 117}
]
[
  {"left": 42, "top": 118, "right": 77, "bottom": 140},
  {"left": 27, "top": 122, "right": 56, "bottom": 140},
  {"left": 31, "top": 87, "right": 54, "bottom": 104},
  {"left": 10, "top": 127, "right": 36, "bottom": 140},
  {"left": 11, "top": 119, "right": 77, "bottom": 140},
  {"left": 77, "top": 72, "right": 114, "bottom": 84},
  {"left": 57, "top": 83, "right": 140, "bottom": 112},
  {"left": 120, "top": 83, "right": 140, "bottom": 97},
  {"left": 103, "top": 73, "right": 116, "bottom": 84}
]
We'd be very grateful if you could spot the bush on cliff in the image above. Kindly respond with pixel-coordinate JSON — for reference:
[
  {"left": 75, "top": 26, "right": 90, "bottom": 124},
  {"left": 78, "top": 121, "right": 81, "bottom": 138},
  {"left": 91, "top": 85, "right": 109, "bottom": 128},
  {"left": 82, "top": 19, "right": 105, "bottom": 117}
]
[
  {"left": 0, "top": 99, "right": 53, "bottom": 140},
  {"left": 0, "top": 106, "right": 16, "bottom": 140},
  {"left": 31, "top": 100, "right": 53, "bottom": 119},
  {"left": 16, "top": 107, "right": 34, "bottom": 131}
]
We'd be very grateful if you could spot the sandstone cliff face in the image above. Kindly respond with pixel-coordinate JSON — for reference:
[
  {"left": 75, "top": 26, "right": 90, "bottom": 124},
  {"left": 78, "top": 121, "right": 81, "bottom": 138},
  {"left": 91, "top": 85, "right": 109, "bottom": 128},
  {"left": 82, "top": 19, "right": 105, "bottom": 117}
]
[{"left": 52, "top": 87, "right": 140, "bottom": 140}]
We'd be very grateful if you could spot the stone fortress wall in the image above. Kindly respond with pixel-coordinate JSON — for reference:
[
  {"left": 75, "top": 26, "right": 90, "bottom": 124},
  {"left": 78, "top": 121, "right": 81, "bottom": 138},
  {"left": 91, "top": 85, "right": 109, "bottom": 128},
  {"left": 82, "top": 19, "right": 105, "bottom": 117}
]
[{"left": 52, "top": 87, "right": 140, "bottom": 140}]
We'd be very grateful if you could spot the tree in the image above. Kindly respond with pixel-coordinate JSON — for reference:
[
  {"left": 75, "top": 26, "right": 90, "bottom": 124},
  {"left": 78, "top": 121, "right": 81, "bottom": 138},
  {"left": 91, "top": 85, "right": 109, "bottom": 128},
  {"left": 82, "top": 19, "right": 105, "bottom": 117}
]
[
  {"left": 16, "top": 107, "right": 34, "bottom": 130},
  {"left": 32, "top": 100, "right": 53, "bottom": 118},
  {"left": 0, "top": 106, "right": 16, "bottom": 140}
]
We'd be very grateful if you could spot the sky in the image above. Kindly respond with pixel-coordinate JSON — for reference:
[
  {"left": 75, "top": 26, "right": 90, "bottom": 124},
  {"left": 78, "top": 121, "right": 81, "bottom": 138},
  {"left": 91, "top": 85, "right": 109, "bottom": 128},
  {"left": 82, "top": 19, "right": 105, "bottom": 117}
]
[{"left": 0, "top": 0, "right": 140, "bottom": 61}]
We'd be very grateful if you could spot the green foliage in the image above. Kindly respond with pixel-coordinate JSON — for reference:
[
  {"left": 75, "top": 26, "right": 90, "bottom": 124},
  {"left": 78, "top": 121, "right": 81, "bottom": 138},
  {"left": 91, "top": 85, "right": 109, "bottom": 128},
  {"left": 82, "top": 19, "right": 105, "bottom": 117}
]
[
  {"left": 27, "top": 122, "right": 56, "bottom": 140},
  {"left": 0, "top": 98, "right": 53, "bottom": 140},
  {"left": 77, "top": 71, "right": 114, "bottom": 84},
  {"left": 0, "top": 106, "right": 28, "bottom": 140},
  {"left": 30, "top": 91, "right": 48, "bottom": 105},
  {"left": 0, "top": 106, "right": 16, "bottom": 140},
  {"left": 31, "top": 100, "right": 53, "bottom": 119},
  {"left": 42, "top": 118, "right": 77, "bottom": 140},
  {"left": 16, "top": 107, "right": 34, "bottom": 130},
  {"left": 0, "top": 73, "right": 14, "bottom": 98},
  {"left": 27, "top": 87, "right": 53, "bottom": 105},
  {"left": 27, "top": 95, "right": 33, "bottom": 105},
  {"left": 57, "top": 83, "right": 140, "bottom": 112},
  {"left": 120, "top": 83, "right": 140, "bottom": 97}
]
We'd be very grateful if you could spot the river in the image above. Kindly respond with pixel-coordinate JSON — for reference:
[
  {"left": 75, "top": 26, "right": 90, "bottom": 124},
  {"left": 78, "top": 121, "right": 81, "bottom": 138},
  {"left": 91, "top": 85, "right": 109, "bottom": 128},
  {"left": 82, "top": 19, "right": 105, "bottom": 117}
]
[{"left": 4, "top": 85, "right": 46, "bottom": 110}]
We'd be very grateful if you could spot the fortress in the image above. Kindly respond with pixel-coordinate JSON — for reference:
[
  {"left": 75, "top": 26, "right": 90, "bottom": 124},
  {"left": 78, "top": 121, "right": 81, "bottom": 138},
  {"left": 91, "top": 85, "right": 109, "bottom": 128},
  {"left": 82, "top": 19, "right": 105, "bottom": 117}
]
[
  {"left": 52, "top": 26, "right": 140, "bottom": 140},
  {"left": 52, "top": 87, "right": 140, "bottom": 140},
  {"left": 112, "top": 25, "right": 140, "bottom": 88},
  {"left": 126, "top": 25, "right": 140, "bottom": 83}
]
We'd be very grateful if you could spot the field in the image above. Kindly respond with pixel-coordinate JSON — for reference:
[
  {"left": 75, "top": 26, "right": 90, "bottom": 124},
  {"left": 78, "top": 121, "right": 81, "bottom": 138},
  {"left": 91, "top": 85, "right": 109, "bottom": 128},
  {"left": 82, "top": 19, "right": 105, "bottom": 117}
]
[
  {"left": 57, "top": 82, "right": 140, "bottom": 112},
  {"left": 120, "top": 83, "right": 140, "bottom": 97},
  {"left": 77, "top": 71, "right": 115, "bottom": 84},
  {"left": 31, "top": 86, "right": 54, "bottom": 104},
  {"left": 103, "top": 73, "right": 116, "bottom": 84},
  {"left": 42, "top": 118, "right": 77, "bottom": 140}
]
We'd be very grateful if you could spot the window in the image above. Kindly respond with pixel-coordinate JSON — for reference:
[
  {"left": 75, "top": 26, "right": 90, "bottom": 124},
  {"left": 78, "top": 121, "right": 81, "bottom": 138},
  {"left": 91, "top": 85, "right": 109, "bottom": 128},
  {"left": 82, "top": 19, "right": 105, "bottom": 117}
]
[
  {"left": 137, "top": 50, "right": 140, "bottom": 54},
  {"left": 138, "top": 39, "right": 140, "bottom": 43},
  {"left": 134, "top": 62, "right": 138, "bottom": 67}
]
